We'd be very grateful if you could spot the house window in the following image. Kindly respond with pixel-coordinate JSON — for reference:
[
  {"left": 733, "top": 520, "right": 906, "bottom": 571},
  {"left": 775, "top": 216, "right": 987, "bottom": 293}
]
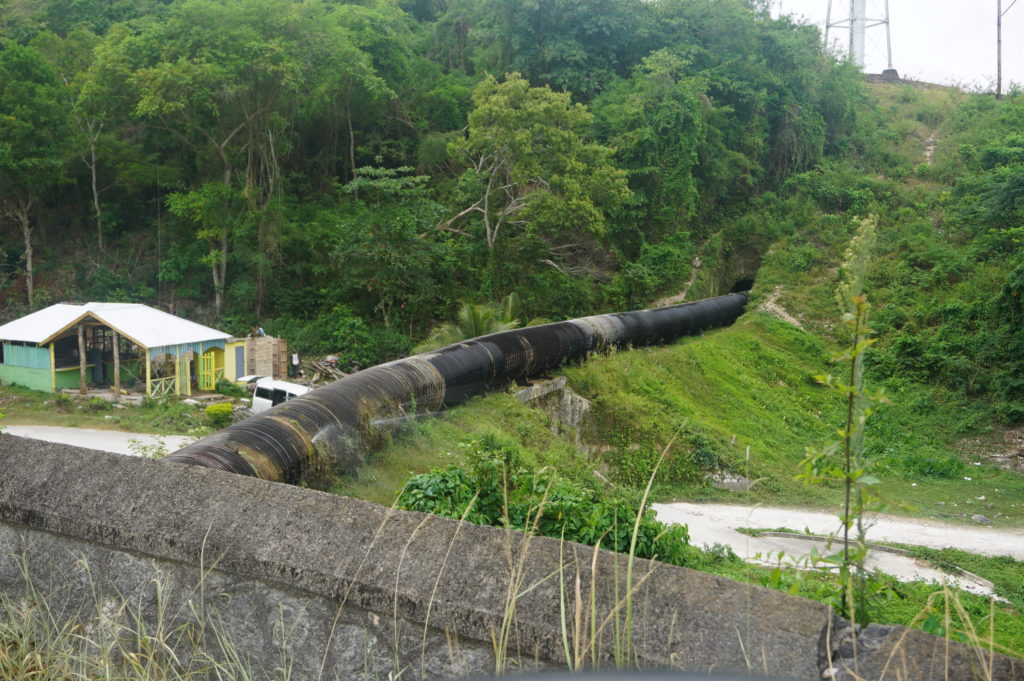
[{"left": 53, "top": 336, "right": 80, "bottom": 369}]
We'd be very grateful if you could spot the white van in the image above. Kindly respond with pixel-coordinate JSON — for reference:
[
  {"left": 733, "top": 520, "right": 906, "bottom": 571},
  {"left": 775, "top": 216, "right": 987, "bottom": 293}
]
[{"left": 243, "top": 376, "right": 310, "bottom": 414}]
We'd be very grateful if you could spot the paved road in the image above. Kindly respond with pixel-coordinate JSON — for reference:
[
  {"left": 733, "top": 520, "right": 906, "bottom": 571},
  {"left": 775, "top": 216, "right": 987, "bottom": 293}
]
[
  {"left": 4, "top": 425, "right": 194, "bottom": 456},
  {"left": 654, "top": 502, "right": 1024, "bottom": 597}
]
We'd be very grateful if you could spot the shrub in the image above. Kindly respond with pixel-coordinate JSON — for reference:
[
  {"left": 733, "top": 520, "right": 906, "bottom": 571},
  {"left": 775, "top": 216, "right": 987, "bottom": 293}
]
[
  {"left": 397, "top": 434, "right": 693, "bottom": 565},
  {"left": 204, "top": 403, "right": 235, "bottom": 429},
  {"left": 154, "top": 401, "right": 197, "bottom": 430},
  {"left": 54, "top": 393, "right": 72, "bottom": 412},
  {"left": 268, "top": 305, "right": 412, "bottom": 371},
  {"left": 214, "top": 378, "right": 246, "bottom": 399},
  {"left": 86, "top": 397, "right": 112, "bottom": 412},
  {"left": 881, "top": 449, "right": 965, "bottom": 479}
]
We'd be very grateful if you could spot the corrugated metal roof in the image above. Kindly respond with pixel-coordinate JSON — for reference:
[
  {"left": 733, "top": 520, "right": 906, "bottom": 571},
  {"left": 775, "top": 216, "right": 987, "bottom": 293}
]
[{"left": 0, "top": 303, "right": 231, "bottom": 349}]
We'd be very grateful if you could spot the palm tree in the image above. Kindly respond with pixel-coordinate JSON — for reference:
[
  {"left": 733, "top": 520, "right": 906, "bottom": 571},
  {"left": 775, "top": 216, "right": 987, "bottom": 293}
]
[{"left": 414, "top": 294, "right": 526, "bottom": 352}]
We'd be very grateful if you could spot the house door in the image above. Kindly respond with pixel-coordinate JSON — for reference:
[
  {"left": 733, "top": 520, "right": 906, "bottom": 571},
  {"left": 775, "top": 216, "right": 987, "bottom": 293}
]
[{"left": 199, "top": 351, "right": 214, "bottom": 391}]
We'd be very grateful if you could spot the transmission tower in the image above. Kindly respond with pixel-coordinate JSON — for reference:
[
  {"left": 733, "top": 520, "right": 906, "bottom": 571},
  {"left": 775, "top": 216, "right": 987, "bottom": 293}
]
[{"left": 825, "top": 0, "right": 896, "bottom": 76}]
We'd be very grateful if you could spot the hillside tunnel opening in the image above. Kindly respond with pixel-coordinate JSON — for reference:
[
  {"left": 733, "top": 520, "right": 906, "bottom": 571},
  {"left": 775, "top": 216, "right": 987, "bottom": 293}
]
[{"left": 729, "top": 278, "right": 754, "bottom": 293}]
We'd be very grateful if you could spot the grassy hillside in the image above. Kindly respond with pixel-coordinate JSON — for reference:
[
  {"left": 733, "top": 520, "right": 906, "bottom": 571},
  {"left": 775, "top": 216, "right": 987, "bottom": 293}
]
[
  {"left": 331, "top": 80, "right": 1024, "bottom": 654},
  {"left": 337, "top": 70, "right": 1021, "bottom": 508},
  {"left": 334, "top": 310, "right": 1024, "bottom": 526}
]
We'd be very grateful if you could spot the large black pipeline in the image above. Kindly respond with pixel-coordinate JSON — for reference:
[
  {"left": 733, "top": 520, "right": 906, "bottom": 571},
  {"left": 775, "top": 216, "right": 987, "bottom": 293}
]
[{"left": 166, "top": 293, "right": 748, "bottom": 483}]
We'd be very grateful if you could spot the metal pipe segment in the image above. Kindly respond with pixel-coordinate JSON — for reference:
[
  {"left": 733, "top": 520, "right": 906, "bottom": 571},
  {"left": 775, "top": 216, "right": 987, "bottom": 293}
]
[{"left": 165, "top": 293, "right": 749, "bottom": 483}]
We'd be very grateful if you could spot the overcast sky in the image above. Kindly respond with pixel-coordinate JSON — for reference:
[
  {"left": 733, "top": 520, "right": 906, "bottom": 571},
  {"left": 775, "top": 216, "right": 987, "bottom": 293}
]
[{"left": 771, "top": 0, "right": 1024, "bottom": 90}]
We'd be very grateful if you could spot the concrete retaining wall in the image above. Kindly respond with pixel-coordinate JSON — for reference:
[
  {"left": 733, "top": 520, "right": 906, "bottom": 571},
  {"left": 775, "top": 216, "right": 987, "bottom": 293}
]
[{"left": 0, "top": 434, "right": 1020, "bottom": 680}]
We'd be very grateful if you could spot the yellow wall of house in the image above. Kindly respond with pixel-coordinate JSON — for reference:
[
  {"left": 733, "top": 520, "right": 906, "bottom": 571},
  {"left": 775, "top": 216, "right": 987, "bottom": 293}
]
[{"left": 225, "top": 340, "right": 245, "bottom": 381}]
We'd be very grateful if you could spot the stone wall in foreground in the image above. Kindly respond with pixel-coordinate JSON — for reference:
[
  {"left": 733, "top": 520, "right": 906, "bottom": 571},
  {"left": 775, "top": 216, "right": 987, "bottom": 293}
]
[{"left": 0, "top": 434, "right": 1020, "bottom": 681}]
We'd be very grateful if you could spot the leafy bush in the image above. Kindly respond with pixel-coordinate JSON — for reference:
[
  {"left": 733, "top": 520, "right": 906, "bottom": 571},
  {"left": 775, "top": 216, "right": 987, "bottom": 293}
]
[
  {"left": 86, "top": 397, "right": 112, "bottom": 412},
  {"left": 54, "top": 393, "right": 72, "bottom": 412},
  {"left": 204, "top": 403, "right": 235, "bottom": 429},
  {"left": 214, "top": 378, "right": 246, "bottom": 399},
  {"left": 152, "top": 401, "right": 198, "bottom": 431},
  {"left": 879, "top": 449, "right": 965, "bottom": 479},
  {"left": 268, "top": 305, "right": 411, "bottom": 371},
  {"left": 397, "top": 433, "right": 693, "bottom": 566},
  {"left": 606, "top": 425, "right": 722, "bottom": 489}
]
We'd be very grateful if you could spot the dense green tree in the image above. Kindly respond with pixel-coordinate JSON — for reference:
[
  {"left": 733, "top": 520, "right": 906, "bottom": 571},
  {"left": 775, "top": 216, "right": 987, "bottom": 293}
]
[
  {"left": 473, "top": 0, "right": 654, "bottom": 100},
  {"left": 594, "top": 50, "right": 707, "bottom": 246},
  {"left": 32, "top": 28, "right": 106, "bottom": 249},
  {"left": 32, "top": 0, "right": 165, "bottom": 37},
  {"left": 165, "top": 181, "right": 243, "bottom": 314},
  {"left": 110, "top": 0, "right": 394, "bottom": 313},
  {"left": 329, "top": 166, "right": 445, "bottom": 329},
  {"left": 284, "top": 0, "right": 404, "bottom": 191},
  {"left": 0, "top": 40, "right": 69, "bottom": 309},
  {"left": 0, "top": 0, "right": 922, "bottom": 373},
  {"left": 443, "top": 73, "right": 630, "bottom": 293},
  {"left": 757, "top": 16, "right": 828, "bottom": 180},
  {"left": 422, "top": 0, "right": 477, "bottom": 74},
  {"left": 117, "top": 0, "right": 300, "bottom": 313},
  {"left": 32, "top": 27, "right": 155, "bottom": 252}
]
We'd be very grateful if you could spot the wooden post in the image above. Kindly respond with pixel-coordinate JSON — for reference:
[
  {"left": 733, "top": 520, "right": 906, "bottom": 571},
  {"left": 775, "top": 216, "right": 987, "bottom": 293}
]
[
  {"left": 112, "top": 329, "right": 121, "bottom": 398},
  {"left": 145, "top": 349, "right": 152, "bottom": 397},
  {"left": 174, "top": 346, "right": 182, "bottom": 396},
  {"left": 78, "top": 324, "right": 87, "bottom": 395},
  {"left": 49, "top": 343, "right": 55, "bottom": 392}
]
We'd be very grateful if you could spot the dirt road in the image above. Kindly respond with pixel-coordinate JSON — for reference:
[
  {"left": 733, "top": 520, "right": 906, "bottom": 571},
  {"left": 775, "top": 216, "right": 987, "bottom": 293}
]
[
  {"left": 654, "top": 502, "right": 1024, "bottom": 597},
  {"left": 4, "top": 425, "right": 193, "bottom": 456}
]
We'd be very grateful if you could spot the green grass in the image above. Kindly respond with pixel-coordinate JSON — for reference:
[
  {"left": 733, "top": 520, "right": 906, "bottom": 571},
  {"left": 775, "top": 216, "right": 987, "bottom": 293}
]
[
  {"left": 904, "top": 548, "right": 1024, "bottom": 611},
  {"left": 0, "top": 384, "right": 223, "bottom": 435},
  {"left": 340, "top": 310, "right": 1024, "bottom": 526},
  {"left": 695, "top": 551, "right": 1024, "bottom": 657},
  {"left": 331, "top": 391, "right": 587, "bottom": 504},
  {"left": 563, "top": 313, "right": 844, "bottom": 504},
  {"left": 727, "top": 528, "right": 1024, "bottom": 651}
]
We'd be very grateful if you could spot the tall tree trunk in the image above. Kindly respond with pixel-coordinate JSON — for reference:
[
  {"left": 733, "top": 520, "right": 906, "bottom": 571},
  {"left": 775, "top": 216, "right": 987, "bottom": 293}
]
[
  {"left": 12, "top": 203, "right": 35, "bottom": 310},
  {"left": 346, "top": 96, "right": 357, "bottom": 196},
  {"left": 255, "top": 217, "right": 266, "bottom": 318},
  {"left": 78, "top": 324, "right": 87, "bottom": 395},
  {"left": 210, "top": 166, "right": 233, "bottom": 317},
  {"left": 89, "top": 139, "right": 103, "bottom": 251},
  {"left": 218, "top": 231, "right": 228, "bottom": 315},
  {"left": 211, "top": 243, "right": 225, "bottom": 318},
  {"left": 112, "top": 329, "right": 121, "bottom": 397},
  {"left": 247, "top": 119, "right": 280, "bottom": 319}
]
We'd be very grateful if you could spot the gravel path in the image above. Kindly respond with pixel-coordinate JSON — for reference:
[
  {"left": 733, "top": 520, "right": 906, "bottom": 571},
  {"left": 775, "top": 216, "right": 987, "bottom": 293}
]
[
  {"left": 4, "top": 425, "right": 194, "bottom": 456},
  {"left": 654, "top": 502, "right": 1024, "bottom": 597}
]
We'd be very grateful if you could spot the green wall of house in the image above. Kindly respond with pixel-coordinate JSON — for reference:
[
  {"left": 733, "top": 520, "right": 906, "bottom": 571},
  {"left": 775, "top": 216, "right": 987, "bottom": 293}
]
[
  {"left": 0, "top": 365, "right": 53, "bottom": 392},
  {"left": 1, "top": 358, "right": 145, "bottom": 393},
  {"left": 53, "top": 369, "right": 80, "bottom": 390},
  {"left": 3, "top": 343, "right": 50, "bottom": 369}
]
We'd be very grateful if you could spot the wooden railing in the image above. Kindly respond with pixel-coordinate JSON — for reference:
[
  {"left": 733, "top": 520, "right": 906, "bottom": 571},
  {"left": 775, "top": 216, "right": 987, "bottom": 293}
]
[{"left": 149, "top": 376, "right": 176, "bottom": 397}]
